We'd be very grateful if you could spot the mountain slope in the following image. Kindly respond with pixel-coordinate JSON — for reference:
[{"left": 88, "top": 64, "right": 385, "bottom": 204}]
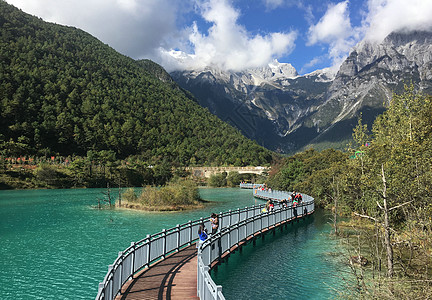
[
  {"left": 307, "top": 30, "right": 432, "bottom": 148},
  {"left": 171, "top": 62, "right": 332, "bottom": 152},
  {"left": 171, "top": 31, "right": 432, "bottom": 153},
  {"left": 0, "top": 1, "right": 273, "bottom": 166}
]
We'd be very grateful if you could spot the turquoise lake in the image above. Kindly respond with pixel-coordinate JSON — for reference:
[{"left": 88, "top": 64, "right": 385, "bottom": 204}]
[{"left": 0, "top": 188, "right": 349, "bottom": 299}]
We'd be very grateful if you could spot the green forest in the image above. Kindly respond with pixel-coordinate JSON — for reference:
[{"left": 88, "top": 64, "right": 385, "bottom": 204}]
[
  {"left": 267, "top": 87, "right": 432, "bottom": 298},
  {"left": 0, "top": 1, "right": 273, "bottom": 168}
]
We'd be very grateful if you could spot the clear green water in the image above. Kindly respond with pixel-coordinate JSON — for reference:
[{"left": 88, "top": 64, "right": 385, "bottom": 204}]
[
  {"left": 0, "top": 188, "right": 346, "bottom": 299},
  {"left": 211, "top": 209, "right": 348, "bottom": 299}
]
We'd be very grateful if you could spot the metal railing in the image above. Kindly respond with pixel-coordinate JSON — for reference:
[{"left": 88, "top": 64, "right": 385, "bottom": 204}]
[
  {"left": 239, "top": 183, "right": 265, "bottom": 189},
  {"left": 197, "top": 190, "right": 314, "bottom": 299},
  {"left": 254, "top": 189, "right": 314, "bottom": 203},
  {"left": 95, "top": 191, "right": 307, "bottom": 300}
]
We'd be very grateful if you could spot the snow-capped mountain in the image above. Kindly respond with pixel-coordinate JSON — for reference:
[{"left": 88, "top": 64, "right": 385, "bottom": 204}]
[{"left": 170, "top": 30, "right": 432, "bottom": 153}]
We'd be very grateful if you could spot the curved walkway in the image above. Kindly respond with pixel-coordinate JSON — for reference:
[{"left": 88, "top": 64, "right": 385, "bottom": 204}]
[
  {"left": 117, "top": 213, "right": 311, "bottom": 299},
  {"left": 97, "top": 189, "right": 314, "bottom": 300},
  {"left": 118, "top": 244, "right": 199, "bottom": 300}
]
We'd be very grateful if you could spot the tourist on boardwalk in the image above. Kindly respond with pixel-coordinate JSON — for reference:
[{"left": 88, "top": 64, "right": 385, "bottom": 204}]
[
  {"left": 281, "top": 198, "right": 288, "bottom": 208},
  {"left": 293, "top": 194, "right": 299, "bottom": 207},
  {"left": 265, "top": 200, "right": 271, "bottom": 211},
  {"left": 210, "top": 213, "right": 219, "bottom": 234},
  {"left": 268, "top": 201, "right": 274, "bottom": 212},
  {"left": 295, "top": 193, "right": 303, "bottom": 203},
  {"left": 290, "top": 191, "right": 297, "bottom": 203},
  {"left": 198, "top": 224, "right": 208, "bottom": 241}
]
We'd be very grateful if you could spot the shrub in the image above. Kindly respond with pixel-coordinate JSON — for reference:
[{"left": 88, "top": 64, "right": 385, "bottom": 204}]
[{"left": 135, "top": 178, "right": 201, "bottom": 210}]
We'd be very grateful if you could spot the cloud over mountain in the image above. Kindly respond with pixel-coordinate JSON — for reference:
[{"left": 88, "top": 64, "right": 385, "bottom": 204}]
[
  {"left": 363, "top": 0, "right": 432, "bottom": 42},
  {"left": 160, "top": 0, "right": 297, "bottom": 71},
  {"left": 305, "top": 0, "right": 432, "bottom": 71},
  {"left": 7, "top": 0, "right": 180, "bottom": 59},
  {"left": 307, "top": 1, "right": 357, "bottom": 69},
  {"left": 6, "top": 0, "right": 432, "bottom": 73}
]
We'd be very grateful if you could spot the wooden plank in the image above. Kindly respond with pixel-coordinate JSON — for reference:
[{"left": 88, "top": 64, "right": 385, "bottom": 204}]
[{"left": 119, "top": 244, "right": 198, "bottom": 300}]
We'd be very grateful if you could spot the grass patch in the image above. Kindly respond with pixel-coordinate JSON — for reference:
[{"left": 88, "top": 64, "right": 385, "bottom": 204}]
[{"left": 120, "top": 178, "right": 205, "bottom": 211}]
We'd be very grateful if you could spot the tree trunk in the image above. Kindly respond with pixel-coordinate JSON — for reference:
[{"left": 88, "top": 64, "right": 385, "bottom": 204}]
[
  {"left": 117, "top": 183, "right": 122, "bottom": 208},
  {"left": 381, "top": 164, "right": 394, "bottom": 277},
  {"left": 333, "top": 176, "right": 339, "bottom": 236}
]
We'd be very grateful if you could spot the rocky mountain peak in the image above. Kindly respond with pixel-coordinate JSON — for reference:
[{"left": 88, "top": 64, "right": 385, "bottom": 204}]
[
  {"left": 249, "top": 60, "right": 298, "bottom": 81},
  {"left": 171, "top": 29, "right": 432, "bottom": 153}
]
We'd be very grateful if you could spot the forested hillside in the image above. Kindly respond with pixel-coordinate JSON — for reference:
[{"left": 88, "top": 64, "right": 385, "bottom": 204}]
[{"left": 0, "top": 1, "right": 273, "bottom": 167}]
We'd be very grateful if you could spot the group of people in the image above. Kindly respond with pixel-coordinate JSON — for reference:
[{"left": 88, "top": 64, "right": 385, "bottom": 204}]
[
  {"left": 198, "top": 213, "right": 219, "bottom": 241},
  {"left": 290, "top": 191, "right": 302, "bottom": 206},
  {"left": 198, "top": 191, "right": 304, "bottom": 241},
  {"left": 280, "top": 191, "right": 303, "bottom": 207},
  {"left": 258, "top": 184, "right": 272, "bottom": 192},
  {"left": 261, "top": 191, "right": 303, "bottom": 213},
  {"left": 261, "top": 200, "right": 275, "bottom": 213}
]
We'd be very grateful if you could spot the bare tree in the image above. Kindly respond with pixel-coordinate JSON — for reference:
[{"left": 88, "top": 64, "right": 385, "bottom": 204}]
[
  {"left": 330, "top": 175, "right": 340, "bottom": 236},
  {"left": 96, "top": 182, "right": 114, "bottom": 209},
  {"left": 354, "top": 164, "right": 413, "bottom": 278}
]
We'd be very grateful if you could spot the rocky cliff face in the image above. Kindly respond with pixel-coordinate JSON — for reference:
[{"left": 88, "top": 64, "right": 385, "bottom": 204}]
[{"left": 171, "top": 30, "right": 432, "bottom": 153}]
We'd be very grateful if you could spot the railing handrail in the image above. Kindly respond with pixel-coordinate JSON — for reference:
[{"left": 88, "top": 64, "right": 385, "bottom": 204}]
[
  {"left": 95, "top": 189, "right": 305, "bottom": 300},
  {"left": 239, "top": 183, "right": 265, "bottom": 189},
  {"left": 196, "top": 189, "right": 314, "bottom": 299}
]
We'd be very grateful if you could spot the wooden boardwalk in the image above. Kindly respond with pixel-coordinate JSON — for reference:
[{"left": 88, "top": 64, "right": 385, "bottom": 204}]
[
  {"left": 116, "top": 213, "right": 313, "bottom": 300},
  {"left": 118, "top": 244, "right": 199, "bottom": 300}
]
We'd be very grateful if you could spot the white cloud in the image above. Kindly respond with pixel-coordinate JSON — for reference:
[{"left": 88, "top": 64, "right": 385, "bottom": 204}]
[
  {"left": 6, "top": 0, "right": 180, "bottom": 59},
  {"left": 161, "top": 0, "right": 297, "bottom": 71},
  {"left": 263, "top": 0, "right": 285, "bottom": 10},
  {"left": 363, "top": 0, "right": 432, "bottom": 42},
  {"left": 7, "top": 0, "right": 297, "bottom": 72},
  {"left": 301, "top": 56, "right": 323, "bottom": 72},
  {"left": 307, "top": 1, "right": 356, "bottom": 69},
  {"left": 306, "top": 0, "right": 432, "bottom": 72},
  {"left": 308, "top": 1, "right": 352, "bottom": 45}
]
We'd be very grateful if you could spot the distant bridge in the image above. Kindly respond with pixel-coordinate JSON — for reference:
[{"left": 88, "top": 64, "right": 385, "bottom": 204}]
[{"left": 186, "top": 166, "right": 268, "bottom": 178}]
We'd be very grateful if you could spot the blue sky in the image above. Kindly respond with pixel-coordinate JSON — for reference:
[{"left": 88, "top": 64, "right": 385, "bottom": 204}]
[{"left": 6, "top": 0, "right": 432, "bottom": 74}]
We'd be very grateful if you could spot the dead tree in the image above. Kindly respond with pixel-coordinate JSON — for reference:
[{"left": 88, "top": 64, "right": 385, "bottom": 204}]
[
  {"left": 96, "top": 182, "right": 114, "bottom": 208},
  {"left": 354, "top": 164, "right": 413, "bottom": 278},
  {"left": 330, "top": 175, "right": 340, "bottom": 236}
]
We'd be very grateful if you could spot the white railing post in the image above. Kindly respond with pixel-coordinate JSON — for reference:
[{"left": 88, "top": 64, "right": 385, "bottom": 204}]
[
  {"left": 162, "top": 229, "right": 166, "bottom": 259},
  {"left": 98, "top": 282, "right": 104, "bottom": 299},
  {"left": 130, "top": 242, "right": 135, "bottom": 277},
  {"left": 188, "top": 220, "right": 192, "bottom": 245},
  {"left": 117, "top": 251, "right": 123, "bottom": 294},
  {"left": 108, "top": 264, "right": 113, "bottom": 300},
  {"left": 203, "top": 266, "right": 210, "bottom": 298},
  {"left": 219, "top": 212, "right": 222, "bottom": 230},
  {"left": 176, "top": 224, "right": 180, "bottom": 251},
  {"left": 216, "top": 285, "right": 223, "bottom": 300},
  {"left": 145, "top": 235, "right": 151, "bottom": 268}
]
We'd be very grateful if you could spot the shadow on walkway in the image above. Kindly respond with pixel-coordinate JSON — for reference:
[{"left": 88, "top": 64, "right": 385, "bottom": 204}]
[{"left": 119, "top": 244, "right": 199, "bottom": 300}]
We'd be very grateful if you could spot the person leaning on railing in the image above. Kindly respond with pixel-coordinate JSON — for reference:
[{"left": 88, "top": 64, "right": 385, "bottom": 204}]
[
  {"left": 198, "top": 224, "right": 208, "bottom": 241},
  {"left": 210, "top": 213, "right": 219, "bottom": 234}
]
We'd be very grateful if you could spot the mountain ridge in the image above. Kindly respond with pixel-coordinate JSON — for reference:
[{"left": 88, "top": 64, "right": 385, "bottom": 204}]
[{"left": 171, "top": 30, "right": 432, "bottom": 153}]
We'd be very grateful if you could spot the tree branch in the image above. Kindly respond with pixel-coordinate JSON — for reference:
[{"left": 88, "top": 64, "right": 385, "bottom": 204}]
[
  {"left": 376, "top": 201, "right": 383, "bottom": 210},
  {"left": 389, "top": 200, "right": 414, "bottom": 211},
  {"left": 354, "top": 212, "right": 378, "bottom": 222}
]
